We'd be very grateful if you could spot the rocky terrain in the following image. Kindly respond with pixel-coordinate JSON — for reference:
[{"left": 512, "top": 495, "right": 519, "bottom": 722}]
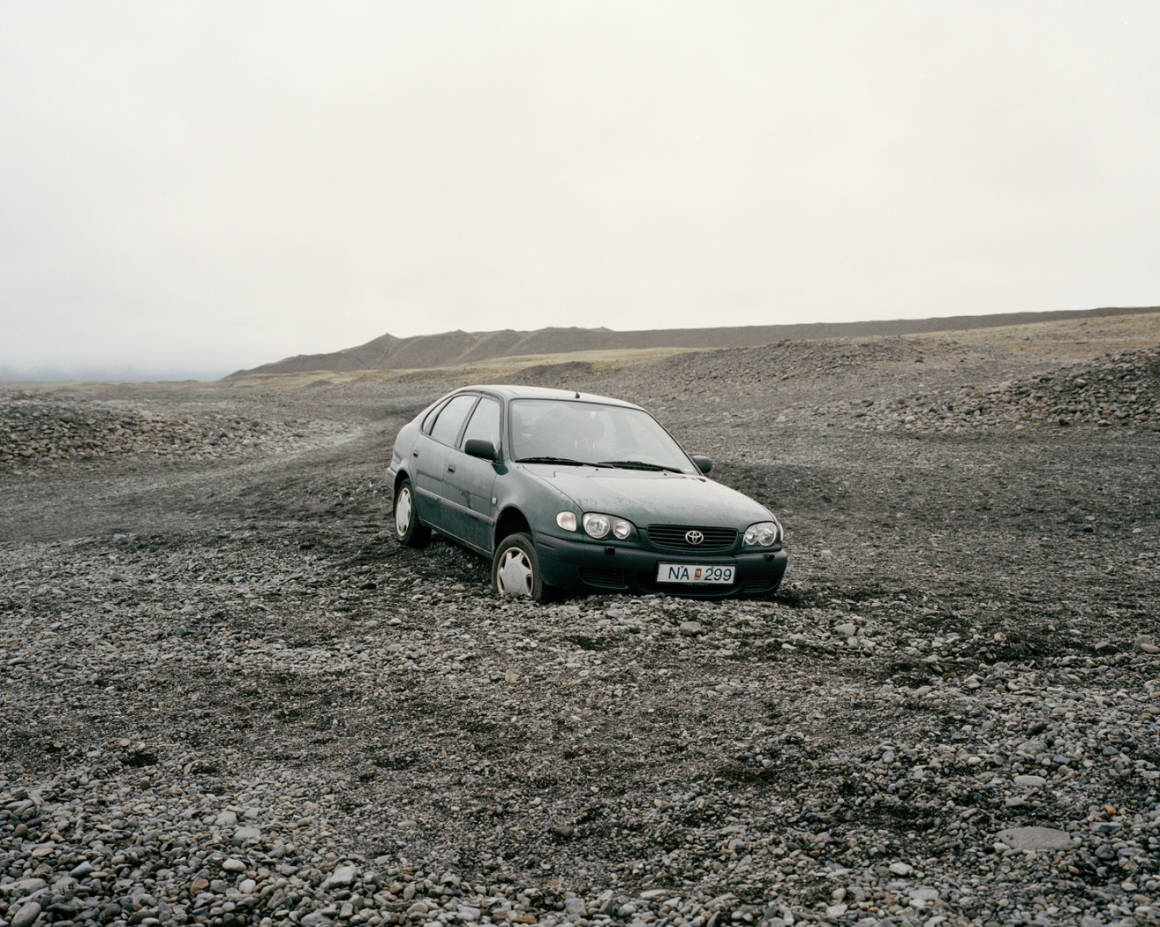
[
  {"left": 2, "top": 324, "right": 1159, "bottom": 927},
  {"left": 775, "top": 346, "right": 1160, "bottom": 435},
  {"left": 0, "top": 395, "right": 359, "bottom": 474}
]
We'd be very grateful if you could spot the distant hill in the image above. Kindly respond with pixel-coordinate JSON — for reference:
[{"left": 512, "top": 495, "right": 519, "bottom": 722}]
[{"left": 226, "top": 306, "right": 1160, "bottom": 377}]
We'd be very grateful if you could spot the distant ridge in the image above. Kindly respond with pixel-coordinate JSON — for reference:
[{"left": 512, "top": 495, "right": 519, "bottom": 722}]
[{"left": 226, "top": 306, "right": 1160, "bottom": 377}]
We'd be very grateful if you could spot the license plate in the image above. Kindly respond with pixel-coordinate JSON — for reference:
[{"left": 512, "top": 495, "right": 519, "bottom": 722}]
[{"left": 657, "top": 563, "right": 735, "bottom": 584}]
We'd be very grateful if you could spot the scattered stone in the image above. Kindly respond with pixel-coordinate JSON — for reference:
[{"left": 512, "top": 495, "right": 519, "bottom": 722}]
[
  {"left": 324, "top": 865, "right": 358, "bottom": 887},
  {"left": 995, "top": 827, "right": 1076, "bottom": 850},
  {"left": 10, "top": 901, "right": 42, "bottom": 927},
  {"left": 1013, "top": 774, "right": 1047, "bottom": 788}
]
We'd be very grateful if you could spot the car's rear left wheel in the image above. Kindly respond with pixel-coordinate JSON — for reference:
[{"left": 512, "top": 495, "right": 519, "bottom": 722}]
[
  {"left": 492, "top": 533, "right": 553, "bottom": 602},
  {"left": 393, "top": 478, "right": 431, "bottom": 548}
]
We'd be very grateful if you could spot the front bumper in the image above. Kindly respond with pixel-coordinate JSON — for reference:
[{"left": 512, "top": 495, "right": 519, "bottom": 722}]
[{"left": 534, "top": 532, "right": 788, "bottom": 597}]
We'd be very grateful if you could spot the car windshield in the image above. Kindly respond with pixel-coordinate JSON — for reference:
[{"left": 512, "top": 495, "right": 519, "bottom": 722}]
[{"left": 510, "top": 399, "right": 695, "bottom": 473}]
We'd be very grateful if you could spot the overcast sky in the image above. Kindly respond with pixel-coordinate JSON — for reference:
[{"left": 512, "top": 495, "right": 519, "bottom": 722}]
[{"left": 2, "top": 1, "right": 1158, "bottom": 380}]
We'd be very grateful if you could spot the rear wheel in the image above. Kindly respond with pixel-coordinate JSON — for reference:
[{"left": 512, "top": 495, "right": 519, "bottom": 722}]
[
  {"left": 492, "top": 533, "right": 553, "bottom": 602},
  {"left": 393, "top": 478, "right": 431, "bottom": 548}
]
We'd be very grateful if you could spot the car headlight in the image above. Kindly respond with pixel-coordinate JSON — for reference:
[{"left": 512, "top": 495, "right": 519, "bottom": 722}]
[
  {"left": 743, "top": 520, "right": 782, "bottom": 548},
  {"left": 583, "top": 513, "right": 638, "bottom": 541}
]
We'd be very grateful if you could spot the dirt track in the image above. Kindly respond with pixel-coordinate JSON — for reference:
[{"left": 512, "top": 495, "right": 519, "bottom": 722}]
[{"left": 2, "top": 324, "right": 1159, "bottom": 927}]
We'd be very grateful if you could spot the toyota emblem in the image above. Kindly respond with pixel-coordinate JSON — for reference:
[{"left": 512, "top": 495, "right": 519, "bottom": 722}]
[{"left": 685, "top": 530, "right": 704, "bottom": 545}]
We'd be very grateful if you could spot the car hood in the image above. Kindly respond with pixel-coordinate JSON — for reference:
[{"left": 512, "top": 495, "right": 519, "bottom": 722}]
[{"left": 533, "top": 467, "right": 774, "bottom": 526}]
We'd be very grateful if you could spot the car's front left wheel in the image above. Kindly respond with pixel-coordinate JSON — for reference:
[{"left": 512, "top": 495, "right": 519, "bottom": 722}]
[{"left": 492, "top": 533, "right": 553, "bottom": 602}]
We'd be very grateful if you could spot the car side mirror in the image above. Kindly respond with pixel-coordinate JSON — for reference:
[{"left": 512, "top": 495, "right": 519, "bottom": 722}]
[
  {"left": 692, "top": 455, "right": 712, "bottom": 474},
  {"left": 464, "top": 438, "right": 497, "bottom": 461}
]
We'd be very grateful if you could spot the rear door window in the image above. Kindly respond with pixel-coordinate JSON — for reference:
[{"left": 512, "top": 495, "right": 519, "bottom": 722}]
[
  {"left": 428, "top": 394, "right": 478, "bottom": 447},
  {"left": 421, "top": 400, "right": 448, "bottom": 434}
]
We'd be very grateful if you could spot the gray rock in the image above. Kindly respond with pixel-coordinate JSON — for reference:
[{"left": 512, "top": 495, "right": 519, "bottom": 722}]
[
  {"left": 324, "top": 865, "right": 358, "bottom": 887},
  {"left": 10, "top": 901, "right": 42, "bottom": 927},
  {"left": 995, "top": 827, "right": 1075, "bottom": 850},
  {"left": 1013, "top": 774, "right": 1047, "bottom": 788}
]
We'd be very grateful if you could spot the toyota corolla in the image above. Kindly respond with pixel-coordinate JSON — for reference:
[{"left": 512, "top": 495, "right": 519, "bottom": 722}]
[{"left": 387, "top": 385, "right": 787, "bottom": 601}]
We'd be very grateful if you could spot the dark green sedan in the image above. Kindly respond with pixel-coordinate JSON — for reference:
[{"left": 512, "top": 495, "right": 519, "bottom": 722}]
[{"left": 387, "top": 385, "right": 787, "bottom": 601}]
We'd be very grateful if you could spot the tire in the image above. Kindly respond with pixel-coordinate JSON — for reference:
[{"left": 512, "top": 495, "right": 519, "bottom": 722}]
[
  {"left": 393, "top": 477, "right": 431, "bottom": 548},
  {"left": 491, "top": 532, "right": 553, "bottom": 602}
]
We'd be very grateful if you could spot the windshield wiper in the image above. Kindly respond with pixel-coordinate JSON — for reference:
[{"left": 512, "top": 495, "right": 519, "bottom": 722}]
[
  {"left": 598, "top": 460, "right": 685, "bottom": 473},
  {"left": 517, "top": 456, "right": 610, "bottom": 467}
]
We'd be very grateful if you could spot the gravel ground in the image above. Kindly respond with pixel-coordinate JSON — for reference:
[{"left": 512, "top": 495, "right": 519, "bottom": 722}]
[{"left": 2, "top": 334, "right": 1159, "bottom": 927}]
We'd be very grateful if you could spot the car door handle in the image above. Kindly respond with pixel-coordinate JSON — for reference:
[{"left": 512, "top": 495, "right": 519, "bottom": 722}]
[{"left": 447, "top": 464, "right": 456, "bottom": 473}]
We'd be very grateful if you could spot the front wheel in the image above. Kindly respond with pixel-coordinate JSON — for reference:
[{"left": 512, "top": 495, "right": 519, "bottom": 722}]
[
  {"left": 393, "top": 478, "right": 431, "bottom": 548},
  {"left": 492, "top": 533, "right": 553, "bottom": 602}
]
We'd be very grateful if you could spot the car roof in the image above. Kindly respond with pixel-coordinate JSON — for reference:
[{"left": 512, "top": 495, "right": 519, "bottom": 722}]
[{"left": 452, "top": 384, "right": 645, "bottom": 410}]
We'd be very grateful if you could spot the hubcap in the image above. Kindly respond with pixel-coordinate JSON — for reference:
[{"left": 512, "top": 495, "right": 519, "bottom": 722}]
[
  {"left": 395, "top": 487, "right": 412, "bottom": 536},
  {"left": 496, "top": 548, "right": 534, "bottom": 595}
]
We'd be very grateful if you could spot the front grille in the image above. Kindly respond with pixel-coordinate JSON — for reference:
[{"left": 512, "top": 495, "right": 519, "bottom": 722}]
[
  {"left": 578, "top": 568, "right": 628, "bottom": 590},
  {"left": 646, "top": 525, "right": 738, "bottom": 552}
]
